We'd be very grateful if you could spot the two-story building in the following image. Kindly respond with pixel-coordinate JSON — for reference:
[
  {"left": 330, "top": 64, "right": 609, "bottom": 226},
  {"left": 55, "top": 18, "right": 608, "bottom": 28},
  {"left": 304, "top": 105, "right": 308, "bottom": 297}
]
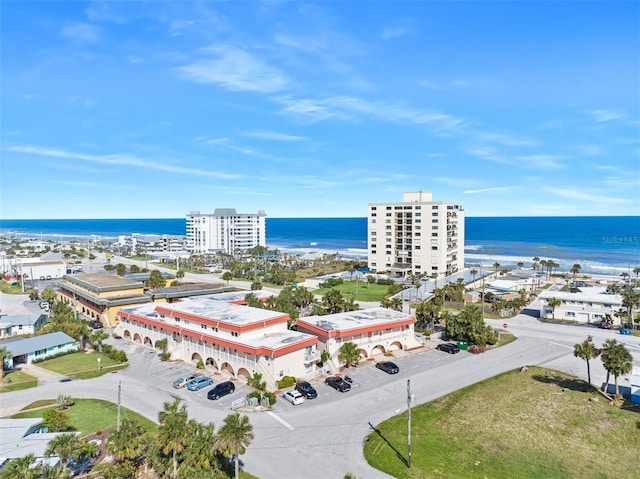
[
  {"left": 538, "top": 288, "right": 623, "bottom": 324},
  {"left": 115, "top": 298, "right": 319, "bottom": 389},
  {"left": 296, "top": 307, "right": 421, "bottom": 372}
]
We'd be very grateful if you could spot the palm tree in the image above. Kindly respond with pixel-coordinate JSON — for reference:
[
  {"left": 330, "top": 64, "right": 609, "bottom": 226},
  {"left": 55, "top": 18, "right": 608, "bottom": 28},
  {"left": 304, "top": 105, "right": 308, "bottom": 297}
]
[
  {"left": 532, "top": 256, "right": 540, "bottom": 271},
  {"left": 106, "top": 417, "right": 147, "bottom": 462},
  {"left": 0, "top": 454, "right": 38, "bottom": 479},
  {"left": 517, "top": 262, "right": 524, "bottom": 269},
  {"left": 547, "top": 297, "right": 561, "bottom": 319},
  {"left": 216, "top": 413, "right": 254, "bottom": 479},
  {"left": 570, "top": 264, "right": 581, "bottom": 283},
  {"left": 621, "top": 289, "right": 640, "bottom": 329},
  {"left": 157, "top": 398, "right": 189, "bottom": 479},
  {"left": 601, "top": 340, "right": 633, "bottom": 396},
  {"left": 573, "top": 339, "right": 600, "bottom": 385},
  {"left": 0, "top": 346, "right": 12, "bottom": 377},
  {"left": 90, "top": 329, "right": 110, "bottom": 353},
  {"left": 45, "top": 432, "right": 81, "bottom": 464},
  {"left": 338, "top": 341, "right": 361, "bottom": 368},
  {"left": 469, "top": 269, "right": 477, "bottom": 286},
  {"left": 493, "top": 262, "right": 500, "bottom": 277},
  {"left": 633, "top": 266, "right": 640, "bottom": 287},
  {"left": 175, "top": 269, "right": 185, "bottom": 284},
  {"left": 182, "top": 420, "right": 218, "bottom": 472}
]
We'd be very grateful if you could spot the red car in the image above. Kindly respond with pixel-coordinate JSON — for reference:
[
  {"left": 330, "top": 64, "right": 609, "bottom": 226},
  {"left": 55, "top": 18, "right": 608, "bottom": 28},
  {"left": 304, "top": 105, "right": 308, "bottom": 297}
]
[{"left": 599, "top": 323, "right": 612, "bottom": 329}]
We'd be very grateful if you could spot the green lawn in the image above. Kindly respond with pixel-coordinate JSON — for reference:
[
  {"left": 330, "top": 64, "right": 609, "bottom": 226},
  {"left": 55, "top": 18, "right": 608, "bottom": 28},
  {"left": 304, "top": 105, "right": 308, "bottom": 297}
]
[
  {"left": 36, "top": 351, "right": 128, "bottom": 379},
  {"left": 12, "top": 398, "right": 157, "bottom": 436},
  {"left": 0, "top": 370, "right": 38, "bottom": 392},
  {"left": 364, "top": 366, "right": 640, "bottom": 479},
  {"left": 313, "top": 280, "right": 390, "bottom": 302}
]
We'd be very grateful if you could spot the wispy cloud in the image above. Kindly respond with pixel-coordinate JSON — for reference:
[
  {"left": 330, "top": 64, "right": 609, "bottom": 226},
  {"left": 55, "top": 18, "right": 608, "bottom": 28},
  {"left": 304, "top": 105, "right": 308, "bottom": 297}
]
[
  {"left": 544, "top": 187, "right": 630, "bottom": 204},
  {"left": 6, "top": 145, "right": 242, "bottom": 180},
  {"left": 381, "top": 26, "right": 410, "bottom": 40},
  {"left": 60, "top": 23, "right": 101, "bottom": 43},
  {"left": 435, "top": 177, "right": 477, "bottom": 188},
  {"left": 244, "top": 131, "right": 306, "bottom": 141},
  {"left": 475, "top": 132, "right": 537, "bottom": 147},
  {"left": 467, "top": 147, "right": 511, "bottom": 165},
  {"left": 586, "top": 109, "right": 626, "bottom": 123},
  {"left": 463, "top": 186, "right": 518, "bottom": 194},
  {"left": 276, "top": 95, "right": 467, "bottom": 134},
  {"left": 177, "top": 45, "right": 288, "bottom": 93},
  {"left": 516, "top": 154, "right": 566, "bottom": 169}
]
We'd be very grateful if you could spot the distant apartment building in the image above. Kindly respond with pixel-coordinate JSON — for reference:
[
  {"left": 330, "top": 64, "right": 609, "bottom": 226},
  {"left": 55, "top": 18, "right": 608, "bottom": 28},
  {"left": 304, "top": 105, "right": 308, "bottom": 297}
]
[
  {"left": 186, "top": 209, "right": 267, "bottom": 255},
  {"left": 117, "top": 233, "right": 187, "bottom": 254},
  {"left": 367, "top": 191, "right": 464, "bottom": 276}
]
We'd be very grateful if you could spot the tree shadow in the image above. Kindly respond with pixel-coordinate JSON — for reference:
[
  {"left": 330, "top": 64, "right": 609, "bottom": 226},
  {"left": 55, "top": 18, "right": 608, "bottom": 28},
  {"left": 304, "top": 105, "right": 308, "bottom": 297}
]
[
  {"left": 531, "top": 374, "right": 592, "bottom": 392},
  {"left": 367, "top": 422, "right": 408, "bottom": 467}
]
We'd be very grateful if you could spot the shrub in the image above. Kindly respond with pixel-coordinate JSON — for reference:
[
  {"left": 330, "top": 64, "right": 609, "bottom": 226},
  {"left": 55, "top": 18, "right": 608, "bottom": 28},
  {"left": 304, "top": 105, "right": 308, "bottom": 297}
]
[
  {"left": 263, "top": 391, "right": 277, "bottom": 406},
  {"left": 160, "top": 352, "right": 171, "bottom": 361},
  {"left": 43, "top": 408, "right": 71, "bottom": 432},
  {"left": 196, "top": 359, "right": 205, "bottom": 369},
  {"left": 246, "top": 390, "right": 261, "bottom": 402},
  {"left": 277, "top": 376, "right": 296, "bottom": 389},
  {"left": 32, "top": 349, "right": 78, "bottom": 364},
  {"left": 376, "top": 278, "right": 396, "bottom": 285},
  {"left": 468, "top": 344, "right": 486, "bottom": 354}
]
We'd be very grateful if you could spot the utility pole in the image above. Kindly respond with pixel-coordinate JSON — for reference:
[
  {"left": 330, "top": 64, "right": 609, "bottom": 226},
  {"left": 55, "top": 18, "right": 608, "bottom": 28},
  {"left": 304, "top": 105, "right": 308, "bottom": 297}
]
[
  {"left": 481, "top": 268, "right": 485, "bottom": 321},
  {"left": 407, "top": 378, "right": 412, "bottom": 468},
  {"left": 117, "top": 381, "right": 122, "bottom": 431}
]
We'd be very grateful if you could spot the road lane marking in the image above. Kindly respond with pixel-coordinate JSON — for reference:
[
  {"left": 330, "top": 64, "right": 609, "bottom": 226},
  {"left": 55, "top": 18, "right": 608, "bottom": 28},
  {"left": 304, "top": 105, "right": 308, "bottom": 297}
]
[
  {"left": 549, "top": 342, "right": 573, "bottom": 349},
  {"left": 267, "top": 411, "right": 295, "bottom": 431}
]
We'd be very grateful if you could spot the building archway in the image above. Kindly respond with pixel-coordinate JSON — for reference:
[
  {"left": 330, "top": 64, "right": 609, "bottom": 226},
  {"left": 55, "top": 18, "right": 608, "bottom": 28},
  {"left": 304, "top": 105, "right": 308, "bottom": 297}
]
[
  {"left": 389, "top": 341, "right": 403, "bottom": 351},
  {"left": 358, "top": 348, "right": 368, "bottom": 359},
  {"left": 191, "top": 352, "right": 203, "bottom": 365},
  {"left": 237, "top": 368, "right": 251, "bottom": 382},
  {"left": 144, "top": 337, "right": 153, "bottom": 347},
  {"left": 220, "top": 362, "right": 235, "bottom": 376},
  {"left": 123, "top": 330, "right": 132, "bottom": 340},
  {"left": 206, "top": 357, "right": 218, "bottom": 370},
  {"left": 371, "top": 345, "right": 385, "bottom": 356},
  {"left": 133, "top": 333, "right": 142, "bottom": 343}
]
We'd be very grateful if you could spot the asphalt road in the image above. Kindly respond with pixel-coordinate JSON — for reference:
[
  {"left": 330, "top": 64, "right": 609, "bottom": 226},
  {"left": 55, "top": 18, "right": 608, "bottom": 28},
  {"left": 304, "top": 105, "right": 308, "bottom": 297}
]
[{"left": 2, "top": 273, "right": 639, "bottom": 479}]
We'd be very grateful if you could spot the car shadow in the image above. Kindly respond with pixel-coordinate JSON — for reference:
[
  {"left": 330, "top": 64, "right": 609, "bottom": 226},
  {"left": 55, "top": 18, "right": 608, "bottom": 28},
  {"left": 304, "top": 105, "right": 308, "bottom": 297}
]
[
  {"left": 367, "top": 422, "right": 408, "bottom": 467},
  {"left": 530, "top": 374, "right": 591, "bottom": 392}
]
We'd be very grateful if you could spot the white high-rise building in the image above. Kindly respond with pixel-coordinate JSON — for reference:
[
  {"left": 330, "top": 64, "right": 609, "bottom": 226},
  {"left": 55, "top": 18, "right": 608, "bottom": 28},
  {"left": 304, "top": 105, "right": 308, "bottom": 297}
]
[
  {"left": 368, "top": 192, "right": 464, "bottom": 276},
  {"left": 186, "top": 209, "right": 266, "bottom": 255}
]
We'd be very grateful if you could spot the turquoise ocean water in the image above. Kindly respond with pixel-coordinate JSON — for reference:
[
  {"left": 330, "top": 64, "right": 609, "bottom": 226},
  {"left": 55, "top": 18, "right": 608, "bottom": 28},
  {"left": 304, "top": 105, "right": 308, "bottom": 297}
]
[{"left": 0, "top": 217, "right": 638, "bottom": 275}]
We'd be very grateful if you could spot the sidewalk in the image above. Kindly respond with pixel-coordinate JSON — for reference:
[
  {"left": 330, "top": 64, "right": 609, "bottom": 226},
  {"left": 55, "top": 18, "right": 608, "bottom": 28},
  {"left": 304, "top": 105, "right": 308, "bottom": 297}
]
[{"left": 17, "top": 363, "right": 70, "bottom": 385}]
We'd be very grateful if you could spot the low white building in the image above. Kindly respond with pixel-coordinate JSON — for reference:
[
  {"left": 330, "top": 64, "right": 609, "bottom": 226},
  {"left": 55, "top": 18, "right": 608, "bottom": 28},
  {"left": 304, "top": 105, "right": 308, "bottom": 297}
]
[
  {"left": 296, "top": 308, "right": 421, "bottom": 372},
  {"left": 115, "top": 297, "right": 319, "bottom": 390},
  {"left": 538, "top": 288, "right": 622, "bottom": 324},
  {"left": 1, "top": 332, "right": 78, "bottom": 368},
  {"left": 0, "top": 314, "right": 48, "bottom": 338},
  {"left": 0, "top": 418, "right": 70, "bottom": 468}
]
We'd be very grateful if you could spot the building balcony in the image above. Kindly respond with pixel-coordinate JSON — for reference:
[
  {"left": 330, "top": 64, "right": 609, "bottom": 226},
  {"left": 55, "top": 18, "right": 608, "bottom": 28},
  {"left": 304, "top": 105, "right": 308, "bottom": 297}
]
[{"left": 304, "top": 351, "right": 321, "bottom": 363}]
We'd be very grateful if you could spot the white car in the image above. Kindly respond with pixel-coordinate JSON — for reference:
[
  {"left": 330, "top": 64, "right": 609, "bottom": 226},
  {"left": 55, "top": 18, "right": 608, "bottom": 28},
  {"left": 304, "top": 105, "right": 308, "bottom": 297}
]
[{"left": 283, "top": 389, "right": 305, "bottom": 405}]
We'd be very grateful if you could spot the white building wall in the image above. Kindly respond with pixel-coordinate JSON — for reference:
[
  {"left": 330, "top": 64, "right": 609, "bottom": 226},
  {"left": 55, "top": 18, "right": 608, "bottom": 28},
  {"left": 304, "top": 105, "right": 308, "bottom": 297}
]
[
  {"left": 186, "top": 209, "right": 266, "bottom": 255},
  {"left": 368, "top": 192, "right": 464, "bottom": 276}
]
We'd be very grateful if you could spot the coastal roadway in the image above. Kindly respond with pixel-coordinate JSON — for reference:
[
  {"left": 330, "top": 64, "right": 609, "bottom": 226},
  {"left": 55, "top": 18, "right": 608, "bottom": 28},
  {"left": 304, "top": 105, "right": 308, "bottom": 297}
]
[{"left": 2, "top": 299, "right": 638, "bottom": 479}]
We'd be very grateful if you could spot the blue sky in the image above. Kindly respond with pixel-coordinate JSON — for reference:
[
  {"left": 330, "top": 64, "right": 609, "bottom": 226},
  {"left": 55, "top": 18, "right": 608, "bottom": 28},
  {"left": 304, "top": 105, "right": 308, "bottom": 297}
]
[{"left": 1, "top": 1, "right": 638, "bottom": 219}]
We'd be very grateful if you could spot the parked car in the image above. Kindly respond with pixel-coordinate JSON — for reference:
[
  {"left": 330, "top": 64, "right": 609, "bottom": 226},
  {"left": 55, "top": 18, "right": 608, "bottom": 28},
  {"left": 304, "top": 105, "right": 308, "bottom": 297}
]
[
  {"left": 207, "top": 381, "right": 235, "bottom": 400},
  {"left": 46, "top": 275, "right": 52, "bottom": 280},
  {"left": 325, "top": 376, "right": 351, "bottom": 392},
  {"left": 599, "top": 322, "right": 612, "bottom": 329},
  {"left": 187, "top": 376, "right": 213, "bottom": 391},
  {"left": 375, "top": 361, "right": 400, "bottom": 374},
  {"left": 39, "top": 276, "right": 46, "bottom": 281},
  {"left": 89, "top": 320, "right": 103, "bottom": 329},
  {"left": 295, "top": 381, "right": 318, "bottom": 399},
  {"left": 436, "top": 343, "right": 460, "bottom": 354},
  {"left": 283, "top": 389, "right": 305, "bottom": 405},
  {"left": 39, "top": 301, "right": 49, "bottom": 309},
  {"left": 173, "top": 374, "right": 200, "bottom": 389}
]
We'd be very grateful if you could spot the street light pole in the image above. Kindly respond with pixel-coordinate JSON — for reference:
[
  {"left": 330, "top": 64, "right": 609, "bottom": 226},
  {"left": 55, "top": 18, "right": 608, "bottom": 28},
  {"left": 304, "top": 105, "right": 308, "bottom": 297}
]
[{"left": 407, "top": 378, "right": 412, "bottom": 468}]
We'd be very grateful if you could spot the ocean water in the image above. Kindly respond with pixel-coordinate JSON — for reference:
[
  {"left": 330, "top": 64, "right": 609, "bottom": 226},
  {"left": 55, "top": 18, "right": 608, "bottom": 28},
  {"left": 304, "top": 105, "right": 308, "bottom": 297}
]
[{"left": 0, "top": 216, "right": 638, "bottom": 275}]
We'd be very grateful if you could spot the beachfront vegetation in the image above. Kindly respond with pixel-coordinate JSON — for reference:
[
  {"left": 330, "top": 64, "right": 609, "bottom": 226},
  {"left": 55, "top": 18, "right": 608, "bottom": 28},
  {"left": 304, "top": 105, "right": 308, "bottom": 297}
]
[{"left": 364, "top": 366, "right": 640, "bottom": 479}]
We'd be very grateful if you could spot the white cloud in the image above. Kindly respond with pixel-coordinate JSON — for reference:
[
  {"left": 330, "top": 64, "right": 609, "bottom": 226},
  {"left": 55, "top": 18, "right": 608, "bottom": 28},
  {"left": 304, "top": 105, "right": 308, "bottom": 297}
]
[
  {"left": 467, "top": 147, "right": 511, "bottom": 165},
  {"left": 516, "top": 154, "right": 566, "bottom": 169},
  {"left": 586, "top": 109, "right": 626, "bottom": 123},
  {"left": 475, "top": 132, "right": 537, "bottom": 147},
  {"left": 381, "top": 27, "right": 410, "bottom": 40},
  {"left": 245, "top": 131, "right": 306, "bottom": 141},
  {"left": 177, "top": 45, "right": 288, "bottom": 93},
  {"left": 6, "top": 145, "right": 242, "bottom": 180},
  {"left": 60, "top": 23, "right": 100, "bottom": 43},
  {"left": 544, "top": 187, "right": 630, "bottom": 204},
  {"left": 463, "top": 186, "right": 518, "bottom": 194}
]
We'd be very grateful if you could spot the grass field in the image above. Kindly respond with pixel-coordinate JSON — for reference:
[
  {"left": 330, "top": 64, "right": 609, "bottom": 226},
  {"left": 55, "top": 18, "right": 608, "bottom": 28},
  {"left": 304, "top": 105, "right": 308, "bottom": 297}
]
[
  {"left": 37, "top": 351, "right": 128, "bottom": 379},
  {"left": 12, "top": 398, "right": 157, "bottom": 436},
  {"left": 313, "top": 280, "right": 391, "bottom": 302},
  {"left": 364, "top": 366, "right": 640, "bottom": 479},
  {"left": 0, "top": 370, "right": 38, "bottom": 392}
]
